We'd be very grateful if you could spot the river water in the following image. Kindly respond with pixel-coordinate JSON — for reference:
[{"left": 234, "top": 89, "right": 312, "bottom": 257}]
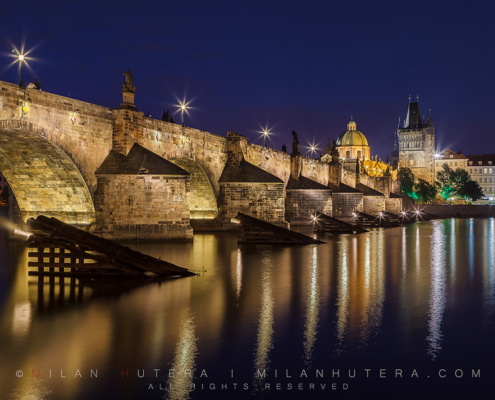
[{"left": 0, "top": 217, "right": 494, "bottom": 400}]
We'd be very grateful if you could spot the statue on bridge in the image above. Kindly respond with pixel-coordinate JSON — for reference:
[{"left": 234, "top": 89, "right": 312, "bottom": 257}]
[
  {"left": 162, "top": 109, "right": 175, "bottom": 123},
  {"left": 291, "top": 130, "right": 300, "bottom": 155},
  {"left": 331, "top": 139, "right": 339, "bottom": 163},
  {"left": 122, "top": 70, "right": 135, "bottom": 93},
  {"left": 120, "top": 70, "right": 137, "bottom": 110},
  {"left": 291, "top": 130, "right": 299, "bottom": 144}
]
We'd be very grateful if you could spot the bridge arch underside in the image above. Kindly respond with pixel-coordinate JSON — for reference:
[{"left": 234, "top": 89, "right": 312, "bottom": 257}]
[
  {"left": 169, "top": 156, "right": 218, "bottom": 219},
  {"left": 0, "top": 126, "right": 95, "bottom": 224}
]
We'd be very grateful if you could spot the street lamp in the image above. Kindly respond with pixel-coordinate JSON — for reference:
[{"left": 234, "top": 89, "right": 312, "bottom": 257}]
[
  {"left": 18, "top": 53, "right": 26, "bottom": 88},
  {"left": 262, "top": 130, "right": 270, "bottom": 147},
  {"left": 307, "top": 144, "right": 317, "bottom": 157},
  {"left": 179, "top": 102, "right": 188, "bottom": 126}
]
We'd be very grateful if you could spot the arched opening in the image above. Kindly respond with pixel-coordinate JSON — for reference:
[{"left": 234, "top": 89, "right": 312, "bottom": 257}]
[
  {"left": 169, "top": 156, "right": 218, "bottom": 219},
  {"left": 0, "top": 124, "right": 95, "bottom": 224}
]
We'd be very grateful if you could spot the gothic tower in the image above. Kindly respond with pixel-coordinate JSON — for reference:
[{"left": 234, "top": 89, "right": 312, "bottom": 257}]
[{"left": 397, "top": 95, "right": 435, "bottom": 183}]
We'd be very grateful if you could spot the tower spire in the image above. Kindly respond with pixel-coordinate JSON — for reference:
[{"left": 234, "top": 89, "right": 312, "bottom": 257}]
[
  {"left": 427, "top": 108, "right": 434, "bottom": 127},
  {"left": 393, "top": 131, "right": 397, "bottom": 152}
]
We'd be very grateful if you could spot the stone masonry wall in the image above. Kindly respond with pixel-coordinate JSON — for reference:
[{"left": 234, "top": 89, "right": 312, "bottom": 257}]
[
  {"left": 301, "top": 158, "right": 329, "bottom": 186},
  {"left": 218, "top": 182, "right": 286, "bottom": 226},
  {"left": 363, "top": 196, "right": 386, "bottom": 215},
  {"left": 374, "top": 176, "right": 391, "bottom": 197},
  {"left": 342, "top": 170, "right": 357, "bottom": 187},
  {"left": 286, "top": 189, "right": 332, "bottom": 224},
  {"left": 141, "top": 117, "right": 227, "bottom": 198},
  {"left": 332, "top": 193, "right": 363, "bottom": 217},
  {"left": 384, "top": 198, "right": 402, "bottom": 214},
  {"left": 0, "top": 81, "right": 113, "bottom": 194},
  {"left": 244, "top": 143, "right": 292, "bottom": 183},
  {"left": 94, "top": 174, "right": 192, "bottom": 240}
]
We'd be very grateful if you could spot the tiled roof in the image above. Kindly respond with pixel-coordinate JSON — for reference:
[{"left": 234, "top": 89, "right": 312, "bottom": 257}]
[
  {"left": 96, "top": 144, "right": 188, "bottom": 175},
  {"left": 468, "top": 154, "right": 495, "bottom": 166},
  {"left": 286, "top": 175, "right": 331, "bottom": 190},
  {"left": 219, "top": 160, "right": 283, "bottom": 183},
  {"left": 439, "top": 149, "right": 468, "bottom": 160},
  {"left": 356, "top": 183, "right": 385, "bottom": 196}
]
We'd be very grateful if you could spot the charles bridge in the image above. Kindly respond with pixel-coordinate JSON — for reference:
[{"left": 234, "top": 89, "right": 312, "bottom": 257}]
[{"left": 0, "top": 73, "right": 402, "bottom": 240}]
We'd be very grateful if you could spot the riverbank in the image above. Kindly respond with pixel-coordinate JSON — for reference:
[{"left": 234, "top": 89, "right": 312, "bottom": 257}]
[{"left": 407, "top": 204, "right": 495, "bottom": 218}]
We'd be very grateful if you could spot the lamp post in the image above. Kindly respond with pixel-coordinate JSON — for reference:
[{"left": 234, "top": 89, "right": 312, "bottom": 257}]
[
  {"left": 179, "top": 102, "right": 187, "bottom": 126},
  {"left": 263, "top": 130, "right": 269, "bottom": 147},
  {"left": 18, "top": 53, "right": 25, "bottom": 89}
]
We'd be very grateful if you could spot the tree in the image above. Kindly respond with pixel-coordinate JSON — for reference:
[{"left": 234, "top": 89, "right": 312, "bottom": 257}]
[
  {"left": 435, "top": 164, "right": 455, "bottom": 201},
  {"left": 399, "top": 167, "right": 415, "bottom": 197},
  {"left": 414, "top": 178, "right": 438, "bottom": 204},
  {"left": 436, "top": 164, "right": 483, "bottom": 202},
  {"left": 457, "top": 179, "right": 484, "bottom": 202}
]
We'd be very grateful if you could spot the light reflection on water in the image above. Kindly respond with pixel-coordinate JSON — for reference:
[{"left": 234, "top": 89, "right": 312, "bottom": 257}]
[
  {"left": 0, "top": 220, "right": 494, "bottom": 399},
  {"left": 427, "top": 221, "right": 446, "bottom": 360},
  {"left": 165, "top": 314, "right": 198, "bottom": 400},
  {"left": 303, "top": 246, "right": 320, "bottom": 368},
  {"left": 253, "top": 252, "right": 274, "bottom": 390}
]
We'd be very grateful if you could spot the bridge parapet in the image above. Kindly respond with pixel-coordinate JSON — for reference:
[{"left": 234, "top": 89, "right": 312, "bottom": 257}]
[{"left": 0, "top": 80, "right": 113, "bottom": 193}]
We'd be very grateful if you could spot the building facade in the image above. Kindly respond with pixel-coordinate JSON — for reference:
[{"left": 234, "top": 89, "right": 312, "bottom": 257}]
[
  {"left": 468, "top": 154, "right": 495, "bottom": 199},
  {"left": 434, "top": 149, "right": 468, "bottom": 178},
  {"left": 397, "top": 97, "right": 435, "bottom": 183}
]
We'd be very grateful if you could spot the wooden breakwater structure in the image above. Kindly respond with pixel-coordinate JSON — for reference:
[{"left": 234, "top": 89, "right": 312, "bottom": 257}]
[
  {"left": 232, "top": 212, "right": 324, "bottom": 244},
  {"left": 19, "top": 216, "right": 196, "bottom": 279},
  {"left": 313, "top": 212, "right": 368, "bottom": 234}
]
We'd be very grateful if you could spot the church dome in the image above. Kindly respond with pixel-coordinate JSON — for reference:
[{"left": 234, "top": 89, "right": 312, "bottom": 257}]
[{"left": 336, "top": 119, "right": 369, "bottom": 147}]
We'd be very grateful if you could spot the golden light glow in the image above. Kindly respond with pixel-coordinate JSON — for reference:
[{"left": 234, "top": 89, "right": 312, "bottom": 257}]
[
  {"left": 18, "top": 54, "right": 25, "bottom": 62},
  {"left": 303, "top": 246, "right": 320, "bottom": 367},
  {"left": 254, "top": 256, "right": 274, "bottom": 390}
]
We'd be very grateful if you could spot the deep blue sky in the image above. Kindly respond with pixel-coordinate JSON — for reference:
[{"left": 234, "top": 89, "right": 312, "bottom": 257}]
[{"left": 1, "top": 0, "right": 493, "bottom": 160}]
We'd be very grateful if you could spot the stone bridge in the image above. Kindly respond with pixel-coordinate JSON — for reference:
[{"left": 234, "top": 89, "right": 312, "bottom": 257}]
[{"left": 0, "top": 77, "right": 400, "bottom": 239}]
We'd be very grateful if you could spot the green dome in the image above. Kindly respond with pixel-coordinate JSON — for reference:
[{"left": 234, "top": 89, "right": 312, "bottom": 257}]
[{"left": 336, "top": 129, "right": 369, "bottom": 146}]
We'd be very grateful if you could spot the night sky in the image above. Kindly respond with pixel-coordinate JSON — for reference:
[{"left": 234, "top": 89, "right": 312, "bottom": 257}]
[{"left": 1, "top": 0, "right": 493, "bottom": 160}]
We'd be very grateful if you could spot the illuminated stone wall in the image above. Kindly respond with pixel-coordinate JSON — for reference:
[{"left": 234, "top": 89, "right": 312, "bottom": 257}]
[
  {"left": 218, "top": 182, "right": 287, "bottom": 227},
  {"left": 385, "top": 198, "right": 402, "bottom": 214},
  {"left": 332, "top": 193, "right": 363, "bottom": 217},
  {"left": 362, "top": 196, "right": 386, "bottom": 215},
  {"left": 0, "top": 81, "right": 113, "bottom": 194},
  {"left": 0, "top": 121, "right": 95, "bottom": 224},
  {"left": 94, "top": 174, "right": 192, "bottom": 240},
  {"left": 286, "top": 189, "right": 332, "bottom": 224}
]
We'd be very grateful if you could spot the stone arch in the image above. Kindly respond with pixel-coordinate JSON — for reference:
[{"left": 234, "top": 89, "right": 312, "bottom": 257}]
[
  {"left": 0, "top": 123, "right": 95, "bottom": 224},
  {"left": 168, "top": 155, "right": 218, "bottom": 219},
  {"left": 0, "top": 119, "right": 95, "bottom": 196},
  {"left": 163, "top": 148, "right": 221, "bottom": 197}
]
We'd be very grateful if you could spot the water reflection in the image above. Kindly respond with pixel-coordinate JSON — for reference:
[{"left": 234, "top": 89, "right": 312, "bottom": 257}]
[
  {"left": 303, "top": 246, "right": 320, "bottom": 367},
  {"left": 487, "top": 219, "right": 495, "bottom": 316},
  {"left": 469, "top": 219, "right": 474, "bottom": 281},
  {"left": 427, "top": 221, "right": 447, "bottom": 360},
  {"left": 165, "top": 314, "right": 198, "bottom": 400},
  {"left": 235, "top": 249, "right": 242, "bottom": 301},
  {"left": 415, "top": 226, "right": 420, "bottom": 277},
  {"left": 1, "top": 219, "right": 495, "bottom": 399},
  {"left": 360, "top": 231, "right": 385, "bottom": 346},
  {"left": 450, "top": 219, "right": 456, "bottom": 285},
  {"left": 335, "top": 239, "right": 349, "bottom": 354},
  {"left": 253, "top": 252, "right": 274, "bottom": 387}
]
